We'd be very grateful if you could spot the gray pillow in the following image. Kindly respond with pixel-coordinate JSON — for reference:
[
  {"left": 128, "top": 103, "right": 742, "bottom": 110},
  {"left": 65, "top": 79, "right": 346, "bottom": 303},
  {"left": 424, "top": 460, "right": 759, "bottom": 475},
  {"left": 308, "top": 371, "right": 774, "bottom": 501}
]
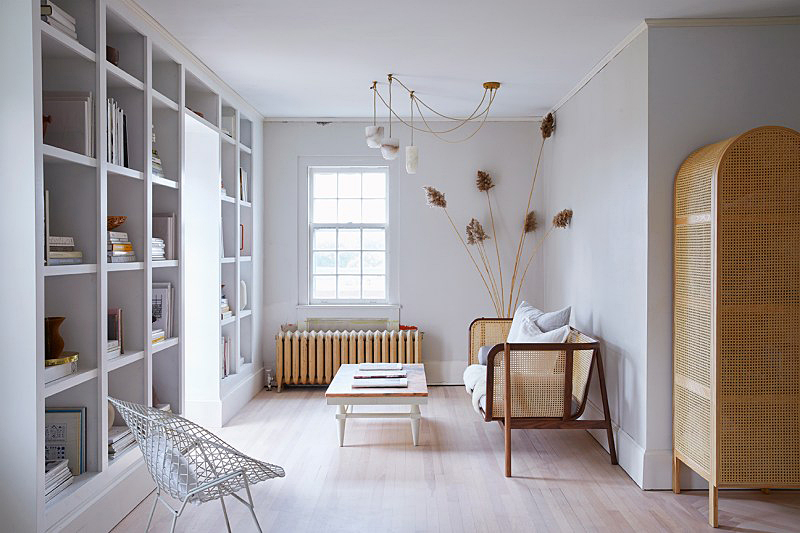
[
  {"left": 535, "top": 306, "right": 571, "bottom": 332},
  {"left": 477, "top": 345, "right": 495, "bottom": 366}
]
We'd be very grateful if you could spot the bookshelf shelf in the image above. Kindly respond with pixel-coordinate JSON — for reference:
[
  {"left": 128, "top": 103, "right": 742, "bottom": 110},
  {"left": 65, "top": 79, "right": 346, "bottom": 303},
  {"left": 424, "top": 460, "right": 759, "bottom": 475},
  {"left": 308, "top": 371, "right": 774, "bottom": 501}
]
[
  {"left": 185, "top": 107, "right": 219, "bottom": 132},
  {"left": 152, "top": 337, "right": 179, "bottom": 354},
  {"left": 221, "top": 315, "right": 235, "bottom": 326},
  {"left": 221, "top": 133, "right": 235, "bottom": 145},
  {"left": 221, "top": 363, "right": 254, "bottom": 395},
  {"left": 152, "top": 89, "right": 178, "bottom": 111},
  {"left": 239, "top": 200, "right": 252, "bottom": 208},
  {"left": 107, "top": 261, "right": 144, "bottom": 272},
  {"left": 44, "top": 471, "right": 100, "bottom": 514},
  {"left": 43, "top": 144, "right": 97, "bottom": 168},
  {"left": 106, "top": 62, "right": 144, "bottom": 91},
  {"left": 107, "top": 162, "right": 143, "bottom": 181},
  {"left": 43, "top": 264, "right": 97, "bottom": 277},
  {"left": 240, "top": 255, "right": 252, "bottom": 262},
  {"left": 152, "top": 176, "right": 179, "bottom": 189},
  {"left": 239, "top": 143, "right": 252, "bottom": 154},
  {"left": 106, "top": 350, "right": 145, "bottom": 372},
  {"left": 221, "top": 194, "right": 235, "bottom": 204},
  {"left": 152, "top": 259, "right": 179, "bottom": 268},
  {"left": 39, "top": 20, "right": 95, "bottom": 63},
  {"left": 221, "top": 256, "right": 235, "bottom": 264},
  {"left": 107, "top": 441, "right": 141, "bottom": 466},
  {"left": 44, "top": 368, "right": 99, "bottom": 398},
  {"left": 239, "top": 309, "right": 252, "bottom": 319}
]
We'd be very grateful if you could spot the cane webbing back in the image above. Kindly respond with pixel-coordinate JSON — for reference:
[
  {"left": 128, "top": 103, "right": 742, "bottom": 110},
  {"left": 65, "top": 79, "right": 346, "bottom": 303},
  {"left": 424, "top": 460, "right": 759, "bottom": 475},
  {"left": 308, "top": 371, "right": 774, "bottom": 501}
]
[
  {"left": 716, "top": 126, "right": 800, "bottom": 486},
  {"left": 469, "top": 318, "right": 512, "bottom": 365},
  {"left": 674, "top": 125, "right": 800, "bottom": 488}
]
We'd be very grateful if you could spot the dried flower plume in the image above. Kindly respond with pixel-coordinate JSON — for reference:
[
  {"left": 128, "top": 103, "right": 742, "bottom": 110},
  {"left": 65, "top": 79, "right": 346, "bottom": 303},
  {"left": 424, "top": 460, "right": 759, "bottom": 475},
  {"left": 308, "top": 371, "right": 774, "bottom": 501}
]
[
  {"left": 540, "top": 112, "right": 555, "bottom": 139},
  {"left": 466, "top": 218, "right": 489, "bottom": 245},
  {"left": 553, "top": 209, "right": 573, "bottom": 228},
  {"left": 524, "top": 211, "right": 537, "bottom": 233},
  {"left": 423, "top": 186, "right": 447, "bottom": 208},
  {"left": 476, "top": 170, "right": 495, "bottom": 192}
]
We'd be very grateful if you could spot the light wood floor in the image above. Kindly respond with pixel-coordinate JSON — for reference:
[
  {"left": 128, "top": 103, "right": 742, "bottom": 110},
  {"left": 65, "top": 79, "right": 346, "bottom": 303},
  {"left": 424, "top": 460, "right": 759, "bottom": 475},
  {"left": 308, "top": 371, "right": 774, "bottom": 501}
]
[{"left": 113, "top": 386, "right": 800, "bottom": 532}]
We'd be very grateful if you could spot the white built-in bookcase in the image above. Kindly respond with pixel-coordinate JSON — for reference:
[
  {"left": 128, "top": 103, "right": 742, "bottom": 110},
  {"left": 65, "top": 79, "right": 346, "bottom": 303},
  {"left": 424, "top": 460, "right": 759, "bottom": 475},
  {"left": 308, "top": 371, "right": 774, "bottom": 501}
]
[{"left": 32, "top": 0, "right": 262, "bottom": 529}]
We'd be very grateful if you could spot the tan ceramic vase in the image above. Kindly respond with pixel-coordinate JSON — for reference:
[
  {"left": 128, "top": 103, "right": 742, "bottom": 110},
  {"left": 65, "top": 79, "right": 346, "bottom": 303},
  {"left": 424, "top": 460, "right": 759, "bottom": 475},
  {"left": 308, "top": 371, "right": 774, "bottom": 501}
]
[{"left": 44, "top": 316, "right": 66, "bottom": 360}]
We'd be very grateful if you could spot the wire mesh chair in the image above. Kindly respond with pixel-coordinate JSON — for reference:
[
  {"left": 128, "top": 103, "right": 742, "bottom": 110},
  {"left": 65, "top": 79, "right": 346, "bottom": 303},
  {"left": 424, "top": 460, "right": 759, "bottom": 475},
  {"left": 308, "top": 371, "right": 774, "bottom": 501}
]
[{"left": 109, "top": 398, "right": 285, "bottom": 532}]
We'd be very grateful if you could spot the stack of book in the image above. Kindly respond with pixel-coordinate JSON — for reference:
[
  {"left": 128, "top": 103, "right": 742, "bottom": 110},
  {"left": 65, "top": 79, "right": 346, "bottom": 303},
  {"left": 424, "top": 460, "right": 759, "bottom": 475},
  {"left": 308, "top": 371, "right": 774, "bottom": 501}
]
[
  {"left": 107, "top": 98, "right": 128, "bottom": 167},
  {"left": 44, "top": 459, "right": 73, "bottom": 503},
  {"left": 152, "top": 282, "right": 174, "bottom": 338},
  {"left": 47, "top": 236, "right": 83, "bottom": 265},
  {"left": 108, "top": 231, "right": 136, "bottom": 263},
  {"left": 151, "top": 129, "right": 165, "bottom": 179},
  {"left": 108, "top": 308, "right": 124, "bottom": 356},
  {"left": 152, "top": 237, "right": 166, "bottom": 261},
  {"left": 220, "top": 297, "right": 232, "bottom": 320},
  {"left": 108, "top": 426, "right": 135, "bottom": 459},
  {"left": 41, "top": 1, "right": 78, "bottom": 42},
  {"left": 221, "top": 336, "right": 232, "bottom": 377},
  {"left": 352, "top": 363, "right": 409, "bottom": 388},
  {"left": 153, "top": 213, "right": 176, "bottom": 260},
  {"left": 44, "top": 352, "right": 78, "bottom": 384},
  {"left": 42, "top": 92, "right": 94, "bottom": 157},
  {"left": 151, "top": 328, "right": 165, "bottom": 344},
  {"left": 45, "top": 407, "right": 87, "bottom": 478}
]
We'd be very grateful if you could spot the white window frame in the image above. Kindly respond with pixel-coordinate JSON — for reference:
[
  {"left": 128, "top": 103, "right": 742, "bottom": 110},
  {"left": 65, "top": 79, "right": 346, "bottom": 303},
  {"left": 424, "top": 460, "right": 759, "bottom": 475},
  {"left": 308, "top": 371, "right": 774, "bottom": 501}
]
[{"left": 297, "top": 156, "right": 399, "bottom": 307}]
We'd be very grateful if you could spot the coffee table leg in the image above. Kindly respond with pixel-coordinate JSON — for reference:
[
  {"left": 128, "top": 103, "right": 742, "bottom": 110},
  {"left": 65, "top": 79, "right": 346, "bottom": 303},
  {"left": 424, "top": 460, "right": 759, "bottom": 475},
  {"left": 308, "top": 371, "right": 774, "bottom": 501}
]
[
  {"left": 337, "top": 404, "right": 347, "bottom": 447},
  {"left": 410, "top": 404, "right": 421, "bottom": 446}
]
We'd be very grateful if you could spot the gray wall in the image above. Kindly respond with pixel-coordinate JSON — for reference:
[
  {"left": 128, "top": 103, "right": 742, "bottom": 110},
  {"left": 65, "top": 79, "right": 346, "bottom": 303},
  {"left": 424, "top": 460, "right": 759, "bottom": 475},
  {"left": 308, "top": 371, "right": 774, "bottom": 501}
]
[
  {"left": 262, "top": 121, "right": 544, "bottom": 383},
  {"left": 0, "top": 1, "right": 39, "bottom": 530},
  {"left": 541, "top": 31, "right": 650, "bottom": 483}
]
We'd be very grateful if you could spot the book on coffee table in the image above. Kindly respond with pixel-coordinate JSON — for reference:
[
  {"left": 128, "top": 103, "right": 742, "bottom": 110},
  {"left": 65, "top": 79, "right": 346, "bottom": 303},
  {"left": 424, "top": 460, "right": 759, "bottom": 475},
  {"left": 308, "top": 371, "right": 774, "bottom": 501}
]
[
  {"left": 351, "top": 378, "right": 408, "bottom": 388},
  {"left": 358, "top": 363, "right": 402, "bottom": 371},
  {"left": 354, "top": 371, "right": 407, "bottom": 379}
]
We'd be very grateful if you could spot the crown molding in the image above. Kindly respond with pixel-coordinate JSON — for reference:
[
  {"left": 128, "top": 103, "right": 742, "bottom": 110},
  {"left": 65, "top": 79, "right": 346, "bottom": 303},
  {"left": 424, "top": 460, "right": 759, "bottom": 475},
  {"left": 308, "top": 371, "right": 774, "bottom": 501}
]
[
  {"left": 117, "top": 0, "right": 264, "bottom": 121},
  {"left": 263, "top": 116, "right": 541, "bottom": 123},
  {"left": 645, "top": 16, "right": 800, "bottom": 27}
]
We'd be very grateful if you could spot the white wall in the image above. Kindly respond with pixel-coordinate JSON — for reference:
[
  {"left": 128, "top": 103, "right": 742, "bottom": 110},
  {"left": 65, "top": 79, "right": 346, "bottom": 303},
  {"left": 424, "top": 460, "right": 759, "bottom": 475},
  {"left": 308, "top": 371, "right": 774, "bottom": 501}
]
[
  {"left": 0, "top": 1, "right": 39, "bottom": 530},
  {"left": 645, "top": 22, "right": 800, "bottom": 486},
  {"left": 262, "top": 121, "right": 543, "bottom": 383},
  {"left": 541, "top": 31, "right": 651, "bottom": 484}
]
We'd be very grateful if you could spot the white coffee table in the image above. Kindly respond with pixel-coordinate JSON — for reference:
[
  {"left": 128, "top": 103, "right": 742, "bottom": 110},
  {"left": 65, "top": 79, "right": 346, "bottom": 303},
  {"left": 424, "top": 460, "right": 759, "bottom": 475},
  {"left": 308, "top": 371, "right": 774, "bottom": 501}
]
[{"left": 325, "top": 363, "right": 428, "bottom": 446}]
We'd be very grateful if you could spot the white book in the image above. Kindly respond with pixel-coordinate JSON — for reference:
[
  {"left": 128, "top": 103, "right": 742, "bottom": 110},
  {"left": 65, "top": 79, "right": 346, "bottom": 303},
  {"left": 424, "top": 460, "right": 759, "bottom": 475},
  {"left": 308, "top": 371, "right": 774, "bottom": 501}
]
[
  {"left": 354, "top": 371, "right": 407, "bottom": 379},
  {"left": 357, "top": 363, "right": 403, "bottom": 371},
  {"left": 351, "top": 378, "right": 408, "bottom": 388},
  {"left": 42, "top": 1, "right": 77, "bottom": 25},
  {"left": 44, "top": 360, "right": 77, "bottom": 384},
  {"left": 45, "top": 475, "right": 73, "bottom": 502}
]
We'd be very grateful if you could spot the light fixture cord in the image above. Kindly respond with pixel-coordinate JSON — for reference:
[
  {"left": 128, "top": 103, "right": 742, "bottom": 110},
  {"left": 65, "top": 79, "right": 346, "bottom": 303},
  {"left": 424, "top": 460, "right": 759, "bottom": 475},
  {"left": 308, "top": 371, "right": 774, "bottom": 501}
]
[
  {"left": 372, "top": 81, "right": 377, "bottom": 126},
  {"left": 388, "top": 74, "right": 393, "bottom": 137},
  {"left": 410, "top": 92, "right": 414, "bottom": 146}
]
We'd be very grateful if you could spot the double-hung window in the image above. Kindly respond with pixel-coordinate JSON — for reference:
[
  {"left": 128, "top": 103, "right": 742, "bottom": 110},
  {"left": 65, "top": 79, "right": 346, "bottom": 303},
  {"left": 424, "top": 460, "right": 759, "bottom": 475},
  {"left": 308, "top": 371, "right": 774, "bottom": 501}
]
[{"left": 309, "top": 166, "right": 389, "bottom": 303}]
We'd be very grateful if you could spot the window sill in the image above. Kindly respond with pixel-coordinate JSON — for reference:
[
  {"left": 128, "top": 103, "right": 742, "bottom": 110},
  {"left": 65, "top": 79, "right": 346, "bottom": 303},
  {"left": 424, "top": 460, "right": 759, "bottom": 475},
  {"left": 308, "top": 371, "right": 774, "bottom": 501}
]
[{"left": 297, "top": 304, "right": 401, "bottom": 310}]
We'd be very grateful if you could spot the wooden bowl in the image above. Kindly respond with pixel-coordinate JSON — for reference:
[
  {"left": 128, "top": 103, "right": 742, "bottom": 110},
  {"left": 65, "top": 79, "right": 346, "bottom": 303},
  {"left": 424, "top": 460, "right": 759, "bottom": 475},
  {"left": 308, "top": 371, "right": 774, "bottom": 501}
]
[{"left": 107, "top": 216, "right": 127, "bottom": 230}]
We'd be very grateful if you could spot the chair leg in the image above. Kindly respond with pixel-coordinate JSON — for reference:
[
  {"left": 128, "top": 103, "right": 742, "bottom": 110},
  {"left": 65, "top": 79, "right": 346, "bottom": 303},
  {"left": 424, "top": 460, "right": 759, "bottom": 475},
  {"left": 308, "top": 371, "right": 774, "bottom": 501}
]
[
  {"left": 242, "top": 475, "right": 263, "bottom": 533},
  {"left": 504, "top": 344, "right": 512, "bottom": 477},
  {"left": 595, "top": 350, "right": 618, "bottom": 465},
  {"left": 144, "top": 488, "right": 160, "bottom": 533},
  {"left": 219, "top": 495, "right": 233, "bottom": 533}
]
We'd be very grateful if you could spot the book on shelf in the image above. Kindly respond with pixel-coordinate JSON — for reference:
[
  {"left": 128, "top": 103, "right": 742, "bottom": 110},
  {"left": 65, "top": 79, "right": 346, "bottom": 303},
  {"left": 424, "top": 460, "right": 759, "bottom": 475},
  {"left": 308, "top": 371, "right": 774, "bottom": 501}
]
[
  {"left": 45, "top": 407, "right": 87, "bottom": 476},
  {"left": 351, "top": 378, "right": 409, "bottom": 388},
  {"left": 44, "top": 352, "right": 78, "bottom": 384},
  {"left": 153, "top": 213, "right": 176, "bottom": 260},
  {"left": 107, "top": 230, "right": 136, "bottom": 263},
  {"left": 43, "top": 91, "right": 94, "bottom": 157},
  {"left": 107, "top": 98, "right": 129, "bottom": 167},
  {"left": 221, "top": 335, "right": 232, "bottom": 378},
  {"left": 108, "top": 308, "right": 124, "bottom": 355},
  {"left": 151, "top": 328, "right": 165, "bottom": 344},
  {"left": 48, "top": 250, "right": 83, "bottom": 259},
  {"left": 152, "top": 282, "right": 174, "bottom": 338},
  {"left": 108, "top": 425, "right": 136, "bottom": 458},
  {"left": 239, "top": 168, "right": 249, "bottom": 203},
  {"left": 44, "top": 458, "right": 73, "bottom": 502},
  {"left": 357, "top": 363, "right": 403, "bottom": 371},
  {"left": 151, "top": 129, "right": 166, "bottom": 179},
  {"left": 41, "top": 1, "right": 76, "bottom": 25},
  {"left": 152, "top": 237, "right": 166, "bottom": 260},
  {"left": 47, "top": 257, "right": 83, "bottom": 265},
  {"left": 42, "top": 14, "right": 77, "bottom": 40}
]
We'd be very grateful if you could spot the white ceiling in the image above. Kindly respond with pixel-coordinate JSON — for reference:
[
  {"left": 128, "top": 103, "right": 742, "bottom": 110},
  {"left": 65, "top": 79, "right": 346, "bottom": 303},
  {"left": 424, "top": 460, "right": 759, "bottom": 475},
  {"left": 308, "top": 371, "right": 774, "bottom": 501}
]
[{"left": 136, "top": 0, "right": 800, "bottom": 119}]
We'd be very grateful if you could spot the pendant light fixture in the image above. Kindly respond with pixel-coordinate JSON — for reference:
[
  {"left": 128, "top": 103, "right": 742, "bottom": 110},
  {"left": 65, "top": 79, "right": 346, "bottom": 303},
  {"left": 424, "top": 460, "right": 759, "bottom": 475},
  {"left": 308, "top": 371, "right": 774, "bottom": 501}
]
[
  {"left": 368, "top": 75, "right": 500, "bottom": 171},
  {"left": 380, "top": 74, "right": 400, "bottom": 160},
  {"left": 365, "top": 81, "right": 384, "bottom": 148},
  {"left": 405, "top": 91, "right": 418, "bottom": 173}
]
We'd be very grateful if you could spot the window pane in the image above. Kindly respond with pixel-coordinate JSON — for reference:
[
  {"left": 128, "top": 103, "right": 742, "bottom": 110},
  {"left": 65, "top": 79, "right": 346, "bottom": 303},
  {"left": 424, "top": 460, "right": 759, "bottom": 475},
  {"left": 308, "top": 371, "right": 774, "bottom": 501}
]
[
  {"left": 362, "top": 199, "right": 386, "bottom": 223},
  {"left": 313, "top": 172, "right": 337, "bottom": 198},
  {"left": 338, "top": 276, "right": 361, "bottom": 299},
  {"left": 338, "top": 199, "right": 361, "bottom": 223},
  {"left": 313, "top": 276, "right": 336, "bottom": 299},
  {"left": 337, "top": 251, "right": 360, "bottom": 275},
  {"left": 363, "top": 252, "right": 385, "bottom": 274},
  {"left": 362, "top": 229, "right": 385, "bottom": 250},
  {"left": 362, "top": 172, "right": 386, "bottom": 198},
  {"left": 313, "top": 199, "right": 336, "bottom": 223},
  {"left": 337, "top": 229, "right": 360, "bottom": 250},
  {"left": 337, "top": 173, "right": 361, "bottom": 198},
  {"left": 362, "top": 276, "right": 386, "bottom": 300},
  {"left": 313, "top": 229, "right": 336, "bottom": 250},
  {"left": 312, "top": 252, "right": 335, "bottom": 274}
]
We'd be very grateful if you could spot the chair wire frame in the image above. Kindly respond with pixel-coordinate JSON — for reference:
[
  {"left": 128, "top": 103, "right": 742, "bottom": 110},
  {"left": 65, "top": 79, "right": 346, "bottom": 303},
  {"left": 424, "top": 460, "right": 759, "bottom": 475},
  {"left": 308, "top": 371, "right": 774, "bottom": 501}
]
[{"left": 109, "top": 398, "right": 285, "bottom": 533}]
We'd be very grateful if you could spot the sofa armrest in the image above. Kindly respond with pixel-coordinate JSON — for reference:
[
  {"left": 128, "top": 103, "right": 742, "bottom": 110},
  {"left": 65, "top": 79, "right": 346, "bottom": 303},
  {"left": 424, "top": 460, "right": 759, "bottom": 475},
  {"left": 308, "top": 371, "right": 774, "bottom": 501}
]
[{"left": 468, "top": 318, "right": 512, "bottom": 365}]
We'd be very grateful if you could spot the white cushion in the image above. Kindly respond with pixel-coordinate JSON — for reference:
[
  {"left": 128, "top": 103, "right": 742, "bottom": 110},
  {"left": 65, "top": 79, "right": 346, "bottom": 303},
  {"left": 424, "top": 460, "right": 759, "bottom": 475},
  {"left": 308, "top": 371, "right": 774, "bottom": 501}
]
[
  {"left": 507, "top": 301, "right": 545, "bottom": 343},
  {"left": 535, "top": 306, "right": 571, "bottom": 332},
  {"left": 463, "top": 364, "right": 486, "bottom": 394}
]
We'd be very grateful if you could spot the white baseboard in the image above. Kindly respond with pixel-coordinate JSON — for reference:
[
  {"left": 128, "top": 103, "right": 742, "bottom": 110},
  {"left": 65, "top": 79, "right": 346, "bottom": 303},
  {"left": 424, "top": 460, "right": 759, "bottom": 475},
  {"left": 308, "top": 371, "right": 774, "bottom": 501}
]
[{"left": 222, "top": 365, "right": 264, "bottom": 425}]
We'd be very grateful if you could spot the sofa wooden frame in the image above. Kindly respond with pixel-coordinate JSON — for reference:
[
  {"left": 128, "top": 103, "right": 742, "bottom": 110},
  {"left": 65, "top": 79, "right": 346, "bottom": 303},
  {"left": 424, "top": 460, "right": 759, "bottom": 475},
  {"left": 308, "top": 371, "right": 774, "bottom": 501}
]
[{"left": 469, "top": 317, "right": 618, "bottom": 477}]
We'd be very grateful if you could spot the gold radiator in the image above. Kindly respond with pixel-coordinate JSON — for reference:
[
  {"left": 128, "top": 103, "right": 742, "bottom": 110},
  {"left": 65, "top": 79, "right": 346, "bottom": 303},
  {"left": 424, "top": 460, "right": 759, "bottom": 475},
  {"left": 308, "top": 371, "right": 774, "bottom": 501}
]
[{"left": 275, "top": 330, "right": 422, "bottom": 390}]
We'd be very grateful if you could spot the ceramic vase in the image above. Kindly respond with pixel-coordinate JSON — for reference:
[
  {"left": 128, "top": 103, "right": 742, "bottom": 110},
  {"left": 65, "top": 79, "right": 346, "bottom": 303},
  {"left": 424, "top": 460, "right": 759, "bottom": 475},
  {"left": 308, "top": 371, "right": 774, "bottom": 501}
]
[{"left": 44, "top": 316, "right": 66, "bottom": 360}]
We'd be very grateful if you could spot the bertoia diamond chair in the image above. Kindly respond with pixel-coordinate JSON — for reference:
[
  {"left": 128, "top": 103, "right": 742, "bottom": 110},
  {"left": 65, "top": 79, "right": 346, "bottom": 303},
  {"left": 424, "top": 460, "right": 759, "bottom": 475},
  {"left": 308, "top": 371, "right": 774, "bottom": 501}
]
[{"left": 109, "top": 398, "right": 285, "bottom": 532}]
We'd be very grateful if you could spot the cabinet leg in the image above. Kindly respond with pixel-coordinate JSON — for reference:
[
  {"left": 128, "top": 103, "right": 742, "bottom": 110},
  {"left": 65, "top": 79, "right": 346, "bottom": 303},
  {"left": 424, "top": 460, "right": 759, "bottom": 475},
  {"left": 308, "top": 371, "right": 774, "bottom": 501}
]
[
  {"left": 709, "top": 482, "right": 718, "bottom": 528},
  {"left": 672, "top": 455, "right": 681, "bottom": 494}
]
